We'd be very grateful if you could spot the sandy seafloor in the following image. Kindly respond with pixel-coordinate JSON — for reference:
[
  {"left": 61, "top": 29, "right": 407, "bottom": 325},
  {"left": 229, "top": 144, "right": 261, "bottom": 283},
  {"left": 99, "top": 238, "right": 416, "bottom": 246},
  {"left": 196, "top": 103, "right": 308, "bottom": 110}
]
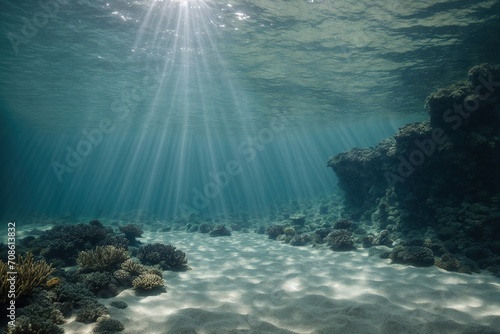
[{"left": 60, "top": 230, "right": 500, "bottom": 334}]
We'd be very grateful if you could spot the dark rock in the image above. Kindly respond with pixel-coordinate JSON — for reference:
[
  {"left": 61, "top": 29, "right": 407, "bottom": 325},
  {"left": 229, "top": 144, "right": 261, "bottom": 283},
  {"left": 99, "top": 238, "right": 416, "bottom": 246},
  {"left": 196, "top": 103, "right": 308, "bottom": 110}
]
[{"left": 208, "top": 224, "right": 232, "bottom": 237}]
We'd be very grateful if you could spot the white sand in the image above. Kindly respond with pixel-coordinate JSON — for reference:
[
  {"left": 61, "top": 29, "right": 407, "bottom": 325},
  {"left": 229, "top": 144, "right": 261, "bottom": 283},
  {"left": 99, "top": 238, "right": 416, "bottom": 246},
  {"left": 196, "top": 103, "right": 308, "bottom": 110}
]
[{"left": 63, "top": 231, "right": 500, "bottom": 334}]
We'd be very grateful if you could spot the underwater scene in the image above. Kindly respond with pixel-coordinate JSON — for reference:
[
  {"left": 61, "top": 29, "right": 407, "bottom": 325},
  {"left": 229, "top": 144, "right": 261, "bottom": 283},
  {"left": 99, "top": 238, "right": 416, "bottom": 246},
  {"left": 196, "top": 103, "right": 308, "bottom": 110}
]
[{"left": 1, "top": 0, "right": 500, "bottom": 333}]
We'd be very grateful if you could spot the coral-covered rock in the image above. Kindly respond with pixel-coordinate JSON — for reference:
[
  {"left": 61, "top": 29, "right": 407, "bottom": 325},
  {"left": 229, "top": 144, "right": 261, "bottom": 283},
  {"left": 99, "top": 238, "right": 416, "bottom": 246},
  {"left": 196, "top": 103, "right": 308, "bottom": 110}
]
[
  {"left": 80, "top": 272, "right": 114, "bottom": 293},
  {"left": 75, "top": 302, "right": 108, "bottom": 323},
  {"left": 284, "top": 227, "right": 296, "bottom": 236},
  {"left": 93, "top": 318, "right": 125, "bottom": 333},
  {"left": 266, "top": 225, "right": 285, "bottom": 240},
  {"left": 328, "top": 64, "right": 500, "bottom": 273},
  {"left": 289, "top": 233, "right": 309, "bottom": 247},
  {"left": 137, "top": 243, "right": 188, "bottom": 271},
  {"left": 325, "top": 229, "right": 356, "bottom": 251},
  {"left": 9, "top": 290, "right": 65, "bottom": 334},
  {"left": 435, "top": 253, "right": 462, "bottom": 272},
  {"left": 119, "top": 224, "right": 143, "bottom": 243},
  {"left": 388, "top": 245, "right": 434, "bottom": 267}
]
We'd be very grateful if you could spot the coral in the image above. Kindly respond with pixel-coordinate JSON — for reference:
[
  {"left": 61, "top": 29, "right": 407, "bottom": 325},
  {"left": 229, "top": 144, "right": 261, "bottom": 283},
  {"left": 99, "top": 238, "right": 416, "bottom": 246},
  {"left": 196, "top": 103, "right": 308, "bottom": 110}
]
[
  {"left": 435, "top": 253, "right": 462, "bottom": 272},
  {"left": 7, "top": 290, "right": 64, "bottom": 334},
  {"left": 132, "top": 273, "right": 164, "bottom": 290},
  {"left": 109, "top": 300, "right": 128, "bottom": 309},
  {"left": 77, "top": 246, "right": 129, "bottom": 271},
  {"left": 137, "top": 243, "right": 188, "bottom": 271},
  {"left": 80, "top": 272, "right": 114, "bottom": 293},
  {"left": 93, "top": 318, "right": 125, "bottom": 333},
  {"left": 113, "top": 269, "right": 131, "bottom": 281},
  {"left": 142, "top": 265, "right": 163, "bottom": 277},
  {"left": 7, "top": 318, "right": 64, "bottom": 334},
  {"left": 52, "top": 282, "right": 96, "bottom": 309},
  {"left": 119, "top": 224, "right": 143, "bottom": 243},
  {"left": 289, "top": 234, "right": 308, "bottom": 247},
  {"left": 209, "top": 224, "right": 232, "bottom": 237},
  {"left": 1, "top": 252, "right": 55, "bottom": 302},
  {"left": 463, "top": 246, "right": 494, "bottom": 261},
  {"left": 283, "top": 227, "right": 296, "bottom": 236},
  {"left": 75, "top": 302, "right": 109, "bottom": 323},
  {"left": 103, "top": 235, "right": 129, "bottom": 250},
  {"left": 389, "top": 245, "right": 434, "bottom": 267},
  {"left": 362, "top": 235, "right": 375, "bottom": 248},
  {"left": 13, "top": 219, "right": 128, "bottom": 268},
  {"left": 38, "top": 220, "right": 109, "bottom": 265},
  {"left": 120, "top": 259, "right": 145, "bottom": 275},
  {"left": 266, "top": 225, "right": 285, "bottom": 240},
  {"left": 325, "top": 230, "right": 356, "bottom": 251},
  {"left": 333, "top": 218, "right": 353, "bottom": 230}
]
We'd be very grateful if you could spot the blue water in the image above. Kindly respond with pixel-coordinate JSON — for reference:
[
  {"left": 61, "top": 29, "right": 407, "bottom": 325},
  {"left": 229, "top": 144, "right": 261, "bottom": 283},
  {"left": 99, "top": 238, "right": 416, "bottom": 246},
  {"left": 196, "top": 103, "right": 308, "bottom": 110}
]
[{"left": 1, "top": 0, "right": 499, "bottom": 218}]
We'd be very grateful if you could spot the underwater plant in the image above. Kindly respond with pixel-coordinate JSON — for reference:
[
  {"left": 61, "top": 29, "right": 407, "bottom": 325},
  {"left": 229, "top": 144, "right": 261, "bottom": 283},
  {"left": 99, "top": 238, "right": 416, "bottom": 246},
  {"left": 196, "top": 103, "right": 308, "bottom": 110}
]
[
  {"left": 1, "top": 252, "right": 54, "bottom": 302},
  {"left": 77, "top": 245, "right": 129, "bottom": 271}
]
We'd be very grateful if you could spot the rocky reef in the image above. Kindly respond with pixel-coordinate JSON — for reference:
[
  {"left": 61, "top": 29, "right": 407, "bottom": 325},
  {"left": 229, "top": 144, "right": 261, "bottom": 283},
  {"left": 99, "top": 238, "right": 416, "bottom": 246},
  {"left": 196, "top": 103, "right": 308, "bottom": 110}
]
[{"left": 328, "top": 64, "right": 500, "bottom": 274}]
